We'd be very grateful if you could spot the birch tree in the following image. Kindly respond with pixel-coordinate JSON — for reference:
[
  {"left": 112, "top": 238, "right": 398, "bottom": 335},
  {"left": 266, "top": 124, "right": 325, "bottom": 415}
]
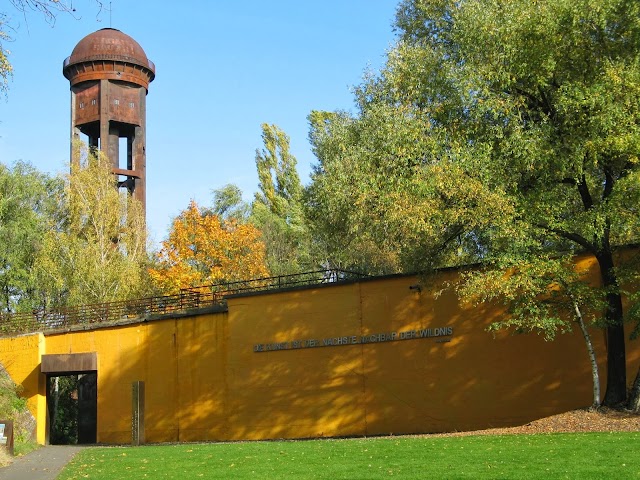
[{"left": 33, "top": 145, "right": 150, "bottom": 307}]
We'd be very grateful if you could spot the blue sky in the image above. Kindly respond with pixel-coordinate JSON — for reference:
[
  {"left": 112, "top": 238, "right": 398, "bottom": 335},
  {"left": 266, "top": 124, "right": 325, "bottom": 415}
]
[{"left": 0, "top": 1, "right": 398, "bottom": 244}]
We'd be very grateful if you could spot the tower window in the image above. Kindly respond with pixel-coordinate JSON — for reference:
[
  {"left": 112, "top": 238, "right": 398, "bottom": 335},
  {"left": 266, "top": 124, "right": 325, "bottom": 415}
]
[
  {"left": 91, "top": 99, "right": 97, "bottom": 105},
  {"left": 129, "top": 102, "right": 135, "bottom": 108},
  {"left": 114, "top": 99, "right": 120, "bottom": 106},
  {"left": 79, "top": 102, "right": 85, "bottom": 109}
]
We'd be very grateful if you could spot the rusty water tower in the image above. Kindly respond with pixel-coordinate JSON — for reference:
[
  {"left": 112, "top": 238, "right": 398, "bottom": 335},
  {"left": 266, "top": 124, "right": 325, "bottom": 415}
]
[{"left": 63, "top": 28, "right": 155, "bottom": 216}]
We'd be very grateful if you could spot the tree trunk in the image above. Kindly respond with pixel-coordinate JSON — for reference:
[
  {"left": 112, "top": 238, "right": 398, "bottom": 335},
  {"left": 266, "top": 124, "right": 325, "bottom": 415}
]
[
  {"left": 52, "top": 376, "right": 59, "bottom": 437},
  {"left": 628, "top": 367, "right": 640, "bottom": 412},
  {"left": 572, "top": 298, "right": 600, "bottom": 409},
  {"left": 597, "top": 250, "right": 627, "bottom": 406}
]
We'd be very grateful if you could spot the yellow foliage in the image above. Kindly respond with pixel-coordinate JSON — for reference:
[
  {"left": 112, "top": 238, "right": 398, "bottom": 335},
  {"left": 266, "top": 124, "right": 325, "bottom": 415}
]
[
  {"left": 34, "top": 144, "right": 149, "bottom": 307},
  {"left": 150, "top": 201, "right": 270, "bottom": 293}
]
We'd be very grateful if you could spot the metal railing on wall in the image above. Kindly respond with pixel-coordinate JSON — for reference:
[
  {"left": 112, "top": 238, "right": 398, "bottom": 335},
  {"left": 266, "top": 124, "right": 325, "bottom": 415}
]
[{"left": 0, "top": 269, "right": 368, "bottom": 335}]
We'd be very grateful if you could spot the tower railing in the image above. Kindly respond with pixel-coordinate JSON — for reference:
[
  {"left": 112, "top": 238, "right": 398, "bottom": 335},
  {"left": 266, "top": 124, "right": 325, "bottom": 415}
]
[{"left": 0, "top": 270, "right": 368, "bottom": 335}]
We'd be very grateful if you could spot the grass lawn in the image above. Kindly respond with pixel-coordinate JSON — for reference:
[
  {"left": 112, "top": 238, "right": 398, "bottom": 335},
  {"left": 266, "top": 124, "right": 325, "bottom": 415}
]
[{"left": 57, "top": 432, "right": 640, "bottom": 479}]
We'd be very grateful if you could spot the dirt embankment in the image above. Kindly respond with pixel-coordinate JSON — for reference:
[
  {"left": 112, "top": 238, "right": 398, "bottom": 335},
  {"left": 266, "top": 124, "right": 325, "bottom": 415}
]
[{"left": 427, "top": 408, "right": 640, "bottom": 438}]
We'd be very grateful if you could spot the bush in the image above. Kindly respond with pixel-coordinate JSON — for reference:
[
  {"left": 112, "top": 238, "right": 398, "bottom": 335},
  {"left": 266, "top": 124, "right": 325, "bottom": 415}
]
[{"left": 0, "top": 364, "right": 37, "bottom": 457}]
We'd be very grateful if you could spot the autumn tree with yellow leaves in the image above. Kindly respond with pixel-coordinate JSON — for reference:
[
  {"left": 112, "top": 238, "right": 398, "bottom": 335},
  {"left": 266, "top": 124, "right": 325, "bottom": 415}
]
[{"left": 149, "top": 200, "right": 269, "bottom": 293}]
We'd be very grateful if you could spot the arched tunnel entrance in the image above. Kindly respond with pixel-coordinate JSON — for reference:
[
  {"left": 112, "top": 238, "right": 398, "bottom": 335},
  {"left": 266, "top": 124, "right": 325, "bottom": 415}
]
[{"left": 41, "top": 353, "right": 97, "bottom": 445}]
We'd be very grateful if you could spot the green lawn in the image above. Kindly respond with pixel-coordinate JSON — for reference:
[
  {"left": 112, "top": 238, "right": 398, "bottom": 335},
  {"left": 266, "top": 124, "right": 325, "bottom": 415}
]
[{"left": 57, "top": 432, "right": 640, "bottom": 480}]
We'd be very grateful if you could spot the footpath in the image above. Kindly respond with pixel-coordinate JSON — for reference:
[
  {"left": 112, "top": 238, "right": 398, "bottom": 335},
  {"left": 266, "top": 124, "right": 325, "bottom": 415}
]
[{"left": 0, "top": 446, "right": 84, "bottom": 480}]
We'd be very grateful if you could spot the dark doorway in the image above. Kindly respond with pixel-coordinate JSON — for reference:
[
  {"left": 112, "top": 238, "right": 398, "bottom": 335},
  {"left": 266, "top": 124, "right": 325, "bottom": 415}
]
[{"left": 46, "top": 372, "right": 97, "bottom": 445}]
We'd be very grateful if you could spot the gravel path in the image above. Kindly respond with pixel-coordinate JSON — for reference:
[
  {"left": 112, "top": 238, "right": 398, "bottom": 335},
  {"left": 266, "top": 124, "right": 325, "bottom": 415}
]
[{"left": 0, "top": 445, "right": 84, "bottom": 480}]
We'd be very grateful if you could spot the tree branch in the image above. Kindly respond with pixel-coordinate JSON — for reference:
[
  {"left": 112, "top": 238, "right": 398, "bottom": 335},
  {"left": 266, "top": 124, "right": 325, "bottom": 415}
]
[
  {"left": 537, "top": 85, "right": 557, "bottom": 120},
  {"left": 535, "top": 223, "right": 596, "bottom": 254},
  {"left": 602, "top": 165, "right": 614, "bottom": 200},
  {"left": 576, "top": 174, "right": 594, "bottom": 211},
  {"left": 510, "top": 85, "right": 557, "bottom": 120}
]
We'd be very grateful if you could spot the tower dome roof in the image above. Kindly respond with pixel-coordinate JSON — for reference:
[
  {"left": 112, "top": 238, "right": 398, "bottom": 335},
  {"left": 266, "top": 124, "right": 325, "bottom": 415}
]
[
  {"left": 66, "top": 28, "right": 151, "bottom": 68},
  {"left": 63, "top": 28, "right": 155, "bottom": 88}
]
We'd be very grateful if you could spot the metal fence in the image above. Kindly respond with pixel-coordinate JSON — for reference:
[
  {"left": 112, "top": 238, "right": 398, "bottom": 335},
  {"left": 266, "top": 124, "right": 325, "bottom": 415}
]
[{"left": 0, "top": 269, "right": 367, "bottom": 335}]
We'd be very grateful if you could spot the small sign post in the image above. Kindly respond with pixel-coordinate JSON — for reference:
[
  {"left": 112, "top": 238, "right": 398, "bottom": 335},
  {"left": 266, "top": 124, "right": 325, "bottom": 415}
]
[
  {"left": 132, "top": 381, "right": 145, "bottom": 446},
  {"left": 0, "top": 420, "right": 14, "bottom": 456}
]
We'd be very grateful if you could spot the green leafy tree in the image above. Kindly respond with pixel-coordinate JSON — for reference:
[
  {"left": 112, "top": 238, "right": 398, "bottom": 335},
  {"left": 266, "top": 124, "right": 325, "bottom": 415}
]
[
  {"left": 306, "top": 109, "right": 405, "bottom": 273},
  {"left": 0, "top": 162, "right": 60, "bottom": 312},
  {"left": 32, "top": 145, "right": 150, "bottom": 308},
  {"left": 255, "top": 123, "right": 302, "bottom": 218},
  {"left": 210, "top": 184, "right": 250, "bottom": 223},
  {"left": 307, "top": 0, "right": 640, "bottom": 406},
  {"left": 434, "top": 0, "right": 639, "bottom": 407},
  {"left": 253, "top": 123, "right": 313, "bottom": 275},
  {"left": 306, "top": 104, "right": 511, "bottom": 274}
]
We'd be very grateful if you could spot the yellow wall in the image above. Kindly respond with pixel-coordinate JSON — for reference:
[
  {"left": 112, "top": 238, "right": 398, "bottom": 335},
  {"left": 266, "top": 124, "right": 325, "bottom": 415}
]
[
  {"left": 0, "top": 333, "right": 46, "bottom": 443},
  {"left": 1, "top": 267, "right": 639, "bottom": 444},
  {"left": 224, "top": 271, "right": 638, "bottom": 439}
]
